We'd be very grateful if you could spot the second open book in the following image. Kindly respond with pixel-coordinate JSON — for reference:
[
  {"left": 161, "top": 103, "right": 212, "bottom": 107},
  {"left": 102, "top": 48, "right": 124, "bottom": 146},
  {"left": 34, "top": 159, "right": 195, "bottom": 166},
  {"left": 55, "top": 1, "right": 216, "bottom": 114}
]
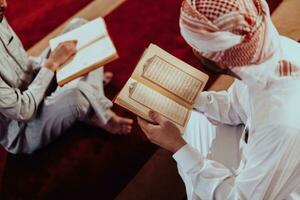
[
  {"left": 50, "top": 17, "right": 118, "bottom": 86},
  {"left": 115, "top": 44, "right": 209, "bottom": 133}
]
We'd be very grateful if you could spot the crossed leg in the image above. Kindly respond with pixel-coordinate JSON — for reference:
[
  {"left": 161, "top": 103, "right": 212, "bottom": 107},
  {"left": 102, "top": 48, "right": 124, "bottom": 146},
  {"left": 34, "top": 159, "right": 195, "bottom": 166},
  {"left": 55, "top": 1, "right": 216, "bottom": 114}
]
[{"left": 18, "top": 18, "right": 132, "bottom": 153}]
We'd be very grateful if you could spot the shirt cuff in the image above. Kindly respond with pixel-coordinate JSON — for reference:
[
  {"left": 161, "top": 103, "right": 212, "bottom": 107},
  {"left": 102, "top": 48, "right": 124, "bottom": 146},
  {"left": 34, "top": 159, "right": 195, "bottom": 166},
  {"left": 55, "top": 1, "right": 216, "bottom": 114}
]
[
  {"left": 28, "top": 56, "right": 45, "bottom": 71},
  {"left": 193, "top": 92, "right": 212, "bottom": 112},
  {"left": 28, "top": 67, "right": 54, "bottom": 102},
  {"left": 173, "top": 144, "right": 205, "bottom": 173}
]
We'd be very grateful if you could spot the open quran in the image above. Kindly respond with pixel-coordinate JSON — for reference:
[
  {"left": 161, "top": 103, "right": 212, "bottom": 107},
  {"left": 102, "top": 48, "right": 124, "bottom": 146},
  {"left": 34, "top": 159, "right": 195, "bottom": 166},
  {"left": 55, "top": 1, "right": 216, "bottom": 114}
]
[
  {"left": 49, "top": 17, "right": 118, "bottom": 86},
  {"left": 115, "top": 44, "right": 209, "bottom": 132}
]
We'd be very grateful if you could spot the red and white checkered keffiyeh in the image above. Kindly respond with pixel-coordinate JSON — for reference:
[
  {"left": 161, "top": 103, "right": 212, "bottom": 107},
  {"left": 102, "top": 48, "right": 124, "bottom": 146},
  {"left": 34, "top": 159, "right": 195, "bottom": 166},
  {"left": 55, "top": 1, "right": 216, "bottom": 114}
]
[{"left": 180, "top": 0, "right": 299, "bottom": 77}]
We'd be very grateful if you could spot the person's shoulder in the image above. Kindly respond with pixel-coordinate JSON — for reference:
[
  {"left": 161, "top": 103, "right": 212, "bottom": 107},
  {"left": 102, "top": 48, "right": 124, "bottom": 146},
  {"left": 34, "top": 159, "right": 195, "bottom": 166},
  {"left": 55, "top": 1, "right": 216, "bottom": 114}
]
[
  {"left": 280, "top": 36, "right": 300, "bottom": 52},
  {"left": 0, "top": 17, "right": 11, "bottom": 31},
  {"left": 1, "top": 17, "right": 9, "bottom": 25}
]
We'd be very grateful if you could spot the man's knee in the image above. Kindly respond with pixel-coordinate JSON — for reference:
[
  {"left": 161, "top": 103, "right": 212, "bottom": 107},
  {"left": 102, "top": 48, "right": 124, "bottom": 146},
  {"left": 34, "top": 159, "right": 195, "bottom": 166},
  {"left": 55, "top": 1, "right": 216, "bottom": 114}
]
[
  {"left": 62, "top": 17, "right": 88, "bottom": 34},
  {"left": 67, "top": 89, "right": 92, "bottom": 121},
  {"left": 69, "top": 17, "right": 88, "bottom": 26}
]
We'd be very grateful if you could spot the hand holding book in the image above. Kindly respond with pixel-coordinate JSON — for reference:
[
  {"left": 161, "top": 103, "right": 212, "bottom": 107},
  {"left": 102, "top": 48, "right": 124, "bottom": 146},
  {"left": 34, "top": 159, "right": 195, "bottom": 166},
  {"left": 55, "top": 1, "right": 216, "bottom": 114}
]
[
  {"left": 45, "top": 40, "right": 78, "bottom": 72},
  {"left": 49, "top": 17, "right": 118, "bottom": 86},
  {"left": 138, "top": 110, "right": 187, "bottom": 153},
  {"left": 115, "top": 44, "right": 209, "bottom": 133}
]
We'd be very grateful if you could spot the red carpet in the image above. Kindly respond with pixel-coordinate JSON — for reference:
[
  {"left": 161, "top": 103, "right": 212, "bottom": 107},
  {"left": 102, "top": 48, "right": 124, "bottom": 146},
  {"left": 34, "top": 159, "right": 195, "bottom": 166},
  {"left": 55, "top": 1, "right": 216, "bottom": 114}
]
[
  {"left": 5, "top": 0, "right": 93, "bottom": 49},
  {"left": 0, "top": 0, "right": 283, "bottom": 199}
]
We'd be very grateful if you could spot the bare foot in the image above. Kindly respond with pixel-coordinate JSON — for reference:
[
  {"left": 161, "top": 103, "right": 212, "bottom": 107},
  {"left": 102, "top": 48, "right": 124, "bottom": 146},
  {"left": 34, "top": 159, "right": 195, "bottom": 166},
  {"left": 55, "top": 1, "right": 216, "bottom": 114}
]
[
  {"left": 103, "top": 71, "right": 113, "bottom": 86},
  {"left": 89, "top": 112, "right": 133, "bottom": 134},
  {"left": 103, "top": 111, "right": 133, "bottom": 134}
]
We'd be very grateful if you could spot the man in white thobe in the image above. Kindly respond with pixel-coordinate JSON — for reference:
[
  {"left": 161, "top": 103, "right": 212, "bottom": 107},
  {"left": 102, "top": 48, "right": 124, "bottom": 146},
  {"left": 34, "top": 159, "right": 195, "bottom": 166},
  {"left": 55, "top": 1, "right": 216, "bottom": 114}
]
[{"left": 138, "top": 0, "right": 300, "bottom": 199}]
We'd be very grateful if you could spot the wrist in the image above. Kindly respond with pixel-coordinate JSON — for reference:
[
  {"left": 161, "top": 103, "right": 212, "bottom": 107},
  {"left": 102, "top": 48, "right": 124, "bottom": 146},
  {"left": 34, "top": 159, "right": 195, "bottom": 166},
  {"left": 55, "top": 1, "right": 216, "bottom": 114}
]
[
  {"left": 171, "top": 139, "right": 187, "bottom": 153},
  {"left": 194, "top": 92, "right": 210, "bottom": 111},
  {"left": 44, "top": 59, "right": 59, "bottom": 72}
]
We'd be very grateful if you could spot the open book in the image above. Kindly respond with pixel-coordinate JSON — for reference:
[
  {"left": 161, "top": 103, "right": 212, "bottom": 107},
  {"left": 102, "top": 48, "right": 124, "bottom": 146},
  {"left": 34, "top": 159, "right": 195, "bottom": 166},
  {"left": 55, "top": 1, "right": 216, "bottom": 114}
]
[
  {"left": 49, "top": 17, "right": 118, "bottom": 86},
  {"left": 115, "top": 44, "right": 209, "bottom": 133}
]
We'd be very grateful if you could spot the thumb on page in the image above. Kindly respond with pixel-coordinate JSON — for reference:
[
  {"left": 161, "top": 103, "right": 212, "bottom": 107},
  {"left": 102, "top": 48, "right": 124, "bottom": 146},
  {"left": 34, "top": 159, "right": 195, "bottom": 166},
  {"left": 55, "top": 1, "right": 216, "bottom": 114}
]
[{"left": 149, "top": 110, "right": 166, "bottom": 126}]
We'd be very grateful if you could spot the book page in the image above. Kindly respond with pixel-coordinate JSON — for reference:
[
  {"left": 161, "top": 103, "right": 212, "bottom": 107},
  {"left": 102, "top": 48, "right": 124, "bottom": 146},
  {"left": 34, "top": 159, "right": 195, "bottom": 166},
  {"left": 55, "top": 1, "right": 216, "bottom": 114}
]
[
  {"left": 128, "top": 81, "right": 189, "bottom": 127},
  {"left": 49, "top": 17, "right": 107, "bottom": 50},
  {"left": 142, "top": 55, "right": 203, "bottom": 104},
  {"left": 132, "top": 44, "right": 209, "bottom": 107},
  {"left": 56, "top": 37, "right": 117, "bottom": 84}
]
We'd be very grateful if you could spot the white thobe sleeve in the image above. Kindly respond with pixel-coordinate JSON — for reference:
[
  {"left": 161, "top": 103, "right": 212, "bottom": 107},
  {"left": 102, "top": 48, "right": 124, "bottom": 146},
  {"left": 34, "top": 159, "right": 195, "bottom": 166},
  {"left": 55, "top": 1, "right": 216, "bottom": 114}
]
[
  {"left": 194, "top": 80, "right": 246, "bottom": 126},
  {"left": 173, "top": 125, "right": 300, "bottom": 199}
]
